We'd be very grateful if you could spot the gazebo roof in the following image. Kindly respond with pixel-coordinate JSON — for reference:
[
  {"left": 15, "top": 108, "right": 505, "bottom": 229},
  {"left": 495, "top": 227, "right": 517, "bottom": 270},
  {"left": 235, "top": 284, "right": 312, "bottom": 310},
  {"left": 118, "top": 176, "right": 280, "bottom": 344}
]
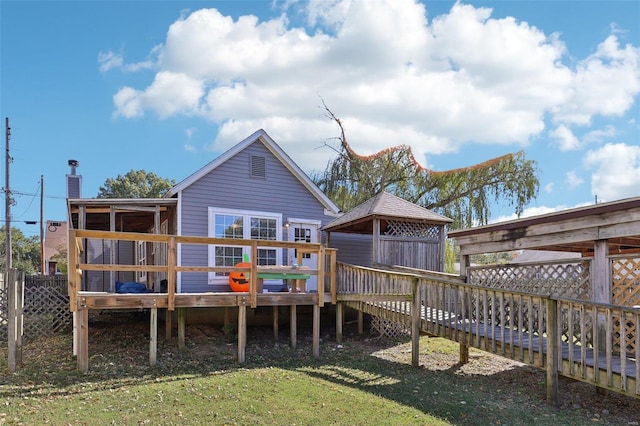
[{"left": 321, "top": 191, "right": 452, "bottom": 234}]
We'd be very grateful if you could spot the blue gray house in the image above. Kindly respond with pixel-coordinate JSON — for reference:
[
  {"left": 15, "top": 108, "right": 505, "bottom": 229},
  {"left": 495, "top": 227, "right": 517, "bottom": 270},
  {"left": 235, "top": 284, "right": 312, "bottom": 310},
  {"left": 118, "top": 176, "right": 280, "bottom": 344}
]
[
  {"left": 68, "top": 129, "right": 450, "bottom": 294},
  {"left": 164, "top": 129, "right": 341, "bottom": 293}
]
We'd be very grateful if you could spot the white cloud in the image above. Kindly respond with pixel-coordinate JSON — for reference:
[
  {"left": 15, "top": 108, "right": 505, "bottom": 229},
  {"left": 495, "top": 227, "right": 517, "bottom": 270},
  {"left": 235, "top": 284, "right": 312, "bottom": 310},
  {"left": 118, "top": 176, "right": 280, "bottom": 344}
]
[
  {"left": 109, "top": 0, "right": 640, "bottom": 173},
  {"left": 543, "top": 182, "right": 554, "bottom": 193},
  {"left": 553, "top": 35, "right": 640, "bottom": 125},
  {"left": 550, "top": 125, "right": 580, "bottom": 151},
  {"left": 584, "top": 143, "right": 640, "bottom": 201},
  {"left": 565, "top": 170, "right": 583, "bottom": 189},
  {"left": 98, "top": 51, "right": 123, "bottom": 73}
]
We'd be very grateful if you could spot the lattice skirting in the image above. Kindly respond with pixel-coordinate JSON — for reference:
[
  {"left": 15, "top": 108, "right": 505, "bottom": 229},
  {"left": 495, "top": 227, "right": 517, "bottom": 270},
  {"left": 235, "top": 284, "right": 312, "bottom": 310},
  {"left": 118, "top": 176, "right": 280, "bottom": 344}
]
[{"left": 370, "top": 315, "right": 410, "bottom": 338}]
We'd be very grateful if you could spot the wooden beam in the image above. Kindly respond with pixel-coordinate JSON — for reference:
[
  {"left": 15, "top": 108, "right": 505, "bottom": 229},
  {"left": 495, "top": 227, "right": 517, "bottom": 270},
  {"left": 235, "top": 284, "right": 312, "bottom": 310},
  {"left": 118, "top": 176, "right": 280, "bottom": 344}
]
[
  {"left": 290, "top": 305, "right": 297, "bottom": 348},
  {"left": 178, "top": 308, "right": 186, "bottom": 349},
  {"left": 411, "top": 277, "right": 420, "bottom": 368},
  {"left": 313, "top": 304, "right": 320, "bottom": 357},
  {"left": 149, "top": 308, "right": 157, "bottom": 366},
  {"left": 77, "top": 308, "right": 89, "bottom": 372},
  {"left": 546, "top": 298, "right": 559, "bottom": 406},
  {"left": 238, "top": 305, "right": 246, "bottom": 363},
  {"left": 273, "top": 306, "right": 279, "bottom": 341},
  {"left": 336, "top": 303, "right": 343, "bottom": 343}
]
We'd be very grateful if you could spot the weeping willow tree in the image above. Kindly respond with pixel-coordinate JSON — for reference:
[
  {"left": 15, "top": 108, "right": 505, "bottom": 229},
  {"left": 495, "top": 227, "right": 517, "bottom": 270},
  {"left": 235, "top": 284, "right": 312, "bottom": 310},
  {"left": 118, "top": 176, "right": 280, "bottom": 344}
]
[{"left": 314, "top": 105, "right": 539, "bottom": 230}]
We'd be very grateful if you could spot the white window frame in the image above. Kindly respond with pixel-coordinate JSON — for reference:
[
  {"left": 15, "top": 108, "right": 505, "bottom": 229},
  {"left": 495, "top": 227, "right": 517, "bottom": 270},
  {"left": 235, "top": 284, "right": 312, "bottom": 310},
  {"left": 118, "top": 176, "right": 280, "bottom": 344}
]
[
  {"left": 136, "top": 240, "right": 147, "bottom": 282},
  {"left": 208, "top": 207, "right": 283, "bottom": 284}
]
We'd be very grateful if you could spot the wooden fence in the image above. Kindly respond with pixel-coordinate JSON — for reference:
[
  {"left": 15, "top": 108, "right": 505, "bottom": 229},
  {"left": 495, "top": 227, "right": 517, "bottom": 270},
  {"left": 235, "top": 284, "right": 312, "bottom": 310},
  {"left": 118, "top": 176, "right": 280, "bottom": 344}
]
[{"left": 0, "top": 273, "right": 72, "bottom": 344}]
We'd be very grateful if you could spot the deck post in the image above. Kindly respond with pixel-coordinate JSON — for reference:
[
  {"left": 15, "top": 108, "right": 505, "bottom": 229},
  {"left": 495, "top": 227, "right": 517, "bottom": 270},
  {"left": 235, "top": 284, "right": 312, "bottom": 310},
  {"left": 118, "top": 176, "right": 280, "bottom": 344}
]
[
  {"left": 273, "top": 306, "right": 279, "bottom": 340},
  {"left": 411, "top": 277, "right": 420, "bottom": 367},
  {"left": 313, "top": 304, "right": 320, "bottom": 357},
  {"left": 290, "top": 305, "right": 297, "bottom": 348},
  {"left": 238, "top": 305, "right": 247, "bottom": 363},
  {"left": 545, "top": 298, "right": 559, "bottom": 406},
  {"left": 357, "top": 309, "right": 363, "bottom": 335},
  {"left": 593, "top": 240, "right": 610, "bottom": 351},
  {"left": 165, "top": 310, "right": 172, "bottom": 340},
  {"left": 150, "top": 307, "right": 157, "bottom": 366},
  {"left": 336, "top": 303, "right": 343, "bottom": 343},
  {"left": 77, "top": 308, "right": 89, "bottom": 372},
  {"left": 177, "top": 308, "right": 186, "bottom": 349}
]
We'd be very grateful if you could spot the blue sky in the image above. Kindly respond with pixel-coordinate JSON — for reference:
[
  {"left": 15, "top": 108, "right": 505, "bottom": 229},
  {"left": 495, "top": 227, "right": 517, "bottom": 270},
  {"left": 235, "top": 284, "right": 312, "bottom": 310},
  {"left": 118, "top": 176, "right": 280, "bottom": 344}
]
[{"left": 1, "top": 0, "right": 639, "bottom": 239}]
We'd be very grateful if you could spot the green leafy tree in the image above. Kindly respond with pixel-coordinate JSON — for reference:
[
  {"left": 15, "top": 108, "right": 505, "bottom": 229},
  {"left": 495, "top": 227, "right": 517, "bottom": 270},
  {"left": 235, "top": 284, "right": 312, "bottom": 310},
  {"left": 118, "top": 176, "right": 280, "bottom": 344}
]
[
  {"left": 97, "top": 170, "right": 176, "bottom": 199},
  {"left": 314, "top": 105, "right": 539, "bottom": 230},
  {"left": 0, "top": 226, "right": 41, "bottom": 273},
  {"left": 50, "top": 243, "right": 68, "bottom": 274}
]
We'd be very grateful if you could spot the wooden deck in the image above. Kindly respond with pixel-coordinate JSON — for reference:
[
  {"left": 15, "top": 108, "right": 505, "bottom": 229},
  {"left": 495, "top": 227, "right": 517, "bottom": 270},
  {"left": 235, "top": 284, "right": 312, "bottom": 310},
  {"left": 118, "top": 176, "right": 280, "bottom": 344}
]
[
  {"left": 336, "top": 263, "right": 640, "bottom": 403},
  {"left": 68, "top": 229, "right": 337, "bottom": 371}
]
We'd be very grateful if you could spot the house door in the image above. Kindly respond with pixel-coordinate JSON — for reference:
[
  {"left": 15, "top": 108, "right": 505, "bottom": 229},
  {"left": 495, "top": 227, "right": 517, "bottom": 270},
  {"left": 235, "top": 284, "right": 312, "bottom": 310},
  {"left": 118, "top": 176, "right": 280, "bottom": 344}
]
[{"left": 289, "top": 220, "right": 319, "bottom": 291}]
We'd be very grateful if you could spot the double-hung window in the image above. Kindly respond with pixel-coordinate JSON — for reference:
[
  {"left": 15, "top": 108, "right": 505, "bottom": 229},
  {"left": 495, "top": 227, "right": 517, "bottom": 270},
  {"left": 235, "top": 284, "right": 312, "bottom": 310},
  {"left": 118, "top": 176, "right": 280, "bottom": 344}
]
[{"left": 208, "top": 208, "right": 282, "bottom": 284}]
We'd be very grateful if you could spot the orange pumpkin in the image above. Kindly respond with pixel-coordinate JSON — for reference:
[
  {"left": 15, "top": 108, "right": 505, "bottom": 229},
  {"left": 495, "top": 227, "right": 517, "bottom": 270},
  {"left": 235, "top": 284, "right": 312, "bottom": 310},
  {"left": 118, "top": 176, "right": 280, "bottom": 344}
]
[{"left": 229, "top": 262, "right": 251, "bottom": 292}]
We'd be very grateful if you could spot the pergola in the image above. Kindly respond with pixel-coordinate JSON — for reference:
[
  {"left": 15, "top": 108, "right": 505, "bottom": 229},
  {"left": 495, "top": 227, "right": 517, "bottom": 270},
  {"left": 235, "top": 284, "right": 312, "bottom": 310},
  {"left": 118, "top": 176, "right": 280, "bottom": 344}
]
[{"left": 448, "top": 196, "right": 640, "bottom": 306}]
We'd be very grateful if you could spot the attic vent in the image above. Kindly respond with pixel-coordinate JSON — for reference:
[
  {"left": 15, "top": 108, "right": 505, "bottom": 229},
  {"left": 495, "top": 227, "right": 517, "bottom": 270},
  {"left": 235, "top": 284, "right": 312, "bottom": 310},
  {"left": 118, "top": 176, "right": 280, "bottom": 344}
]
[{"left": 250, "top": 155, "right": 266, "bottom": 178}]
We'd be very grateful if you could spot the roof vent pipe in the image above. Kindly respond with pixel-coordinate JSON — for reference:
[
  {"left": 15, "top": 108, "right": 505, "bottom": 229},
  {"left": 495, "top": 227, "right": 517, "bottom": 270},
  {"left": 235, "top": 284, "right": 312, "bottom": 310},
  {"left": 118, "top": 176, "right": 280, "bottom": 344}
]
[{"left": 68, "top": 159, "right": 79, "bottom": 175}]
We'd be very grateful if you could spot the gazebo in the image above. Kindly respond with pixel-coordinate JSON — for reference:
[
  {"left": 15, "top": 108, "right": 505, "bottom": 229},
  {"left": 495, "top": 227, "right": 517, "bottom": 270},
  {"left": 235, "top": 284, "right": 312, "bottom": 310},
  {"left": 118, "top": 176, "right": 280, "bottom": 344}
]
[{"left": 322, "top": 191, "right": 453, "bottom": 272}]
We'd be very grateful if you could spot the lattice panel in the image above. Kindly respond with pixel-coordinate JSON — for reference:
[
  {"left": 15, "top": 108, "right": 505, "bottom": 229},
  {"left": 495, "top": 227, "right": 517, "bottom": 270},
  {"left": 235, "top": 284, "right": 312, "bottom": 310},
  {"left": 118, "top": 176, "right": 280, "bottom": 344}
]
[
  {"left": 0, "top": 284, "right": 71, "bottom": 341},
  {"left": 469, "top": 262, "right": 591, "bottom": 299},
  {"left": 612, "top": 257, "right": 640, "bottom": 307},
  {"left": 384, "top": 220, "right": 440, "bottom": 240},
  {"left": 612, "top": 315, "right": 637, "bottom": 357},
  {"left": 370, "top": 315, "right": 410, "bottom": 338},
  {"left": 560, "top": 309, "right": 594, "bottom": 347}
]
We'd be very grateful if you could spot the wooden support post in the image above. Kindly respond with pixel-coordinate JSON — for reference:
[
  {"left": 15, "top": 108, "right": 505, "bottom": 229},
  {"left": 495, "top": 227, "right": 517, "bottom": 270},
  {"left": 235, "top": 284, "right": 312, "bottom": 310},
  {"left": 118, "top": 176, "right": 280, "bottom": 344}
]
[
  {"left": 238, "top": 305, "right": 247, "bottom": 363},
  {"left": 150, "top": 307, "right": 157, "bottom": 366},
  {"left": 411, "top": 277, "right": 420, "bottom": 368},
  {"left": 336, "top": 303, "right": 343, "bottom": 343},
  {"left": 15, "top": 272, "right": 23, "bottom": 368},
  {"left": 593, "top": 240, "right": 610, "bottom": 351},
  {"left": 177, "top": 308, "right": 186, "bottom": 349},
  {"left": 290, "top": 305, "right": 297, "bottom": 348},
  {"left": 77, "top": 308, "right": 89, "bottom": 372},
  {"left": 545, "top": 298, "right": 559, "bottom": 406},
  {"left": 459, "top": 343, "right": 469, "bottom": 364},
  {"left": 273, "top": 306, "right": 279, "bottom": 341},
  {"left": 165, "top": 309, "right": 172, "bottom": 340},
  {"left": 459, "top": 257, "right": 470, "bottom": 364},
  {"left": 313, "top": 304, "right": 320, "bottom": 357},
  {"left": 357, "top": 309, "right": 363, "bottom": 335},
  {"left": 7, "top": 270, "right": 17, "bottom": 373}
]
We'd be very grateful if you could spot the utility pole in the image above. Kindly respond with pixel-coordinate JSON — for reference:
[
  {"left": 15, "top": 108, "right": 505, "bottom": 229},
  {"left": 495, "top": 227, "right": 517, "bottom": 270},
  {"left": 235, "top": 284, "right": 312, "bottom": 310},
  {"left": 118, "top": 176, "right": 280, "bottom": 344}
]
[
  {"left": 40, "top": 175, "right": 45, "bottom": 274},
  {"left": 5, "top": 117, "right": 12, "bottom": 272}
]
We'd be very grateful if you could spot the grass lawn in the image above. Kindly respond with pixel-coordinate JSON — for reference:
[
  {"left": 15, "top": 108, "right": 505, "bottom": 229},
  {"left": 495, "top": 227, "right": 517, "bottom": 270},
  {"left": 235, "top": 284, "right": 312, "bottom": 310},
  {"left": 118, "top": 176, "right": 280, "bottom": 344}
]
[{"left": 1, "top": 313, "right": 638, "bottom": 425}]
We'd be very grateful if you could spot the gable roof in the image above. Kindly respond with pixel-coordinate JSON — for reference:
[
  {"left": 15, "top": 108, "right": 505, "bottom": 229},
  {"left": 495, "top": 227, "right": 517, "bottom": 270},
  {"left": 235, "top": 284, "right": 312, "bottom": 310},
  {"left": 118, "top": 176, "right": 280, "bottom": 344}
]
[
  {"left": 165, "top": 129, "right": 341, "bottom": 215},
  {"left": 321, "top": 191, "right": 452, "bottom": 233}
]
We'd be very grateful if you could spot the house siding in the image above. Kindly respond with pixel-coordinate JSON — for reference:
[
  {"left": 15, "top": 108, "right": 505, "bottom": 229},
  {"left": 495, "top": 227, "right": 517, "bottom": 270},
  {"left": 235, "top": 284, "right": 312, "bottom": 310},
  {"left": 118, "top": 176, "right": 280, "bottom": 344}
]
[
  {"left": 329, "top": 233, "right": 374, "bottom": 268},
  {"left": 179, "top": 141, "right": 335, "bottom": 292}
]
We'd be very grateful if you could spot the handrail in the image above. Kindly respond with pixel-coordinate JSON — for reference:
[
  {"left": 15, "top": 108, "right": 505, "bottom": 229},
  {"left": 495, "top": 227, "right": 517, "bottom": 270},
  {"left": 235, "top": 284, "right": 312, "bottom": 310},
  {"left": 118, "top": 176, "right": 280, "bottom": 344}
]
[
  {"left": 335, "top": 262, "right": 639, "bottom": 400},
  {"left": 69, "top": 229, "right": 334, "bottom": 310}
]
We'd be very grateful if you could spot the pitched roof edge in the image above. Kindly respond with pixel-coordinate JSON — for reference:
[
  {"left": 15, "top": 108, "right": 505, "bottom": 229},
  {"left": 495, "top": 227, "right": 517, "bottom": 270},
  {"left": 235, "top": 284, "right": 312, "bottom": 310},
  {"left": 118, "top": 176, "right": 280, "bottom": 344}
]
[{"left": 164, "top": 129, "right": 341, "bottom": 215}]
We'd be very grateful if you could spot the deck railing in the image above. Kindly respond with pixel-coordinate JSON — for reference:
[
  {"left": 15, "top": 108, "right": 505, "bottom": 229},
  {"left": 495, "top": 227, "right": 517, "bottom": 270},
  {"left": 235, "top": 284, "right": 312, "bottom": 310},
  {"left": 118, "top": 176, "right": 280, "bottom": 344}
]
[
  {"left": 336, "top": 262, "right": 640, "bottom": 401},
  {"left": 69, "top": 229, "right": 337, "bottom": 311}
]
